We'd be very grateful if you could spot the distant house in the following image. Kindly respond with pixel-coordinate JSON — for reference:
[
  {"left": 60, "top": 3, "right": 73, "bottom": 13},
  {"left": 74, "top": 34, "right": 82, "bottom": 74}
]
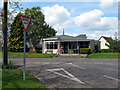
[
  {"left": 98, "top": 36, "right": 113, "bottom": 49},
  {"left": 42, "top": 33, "right": 99, "bottom": 54}
]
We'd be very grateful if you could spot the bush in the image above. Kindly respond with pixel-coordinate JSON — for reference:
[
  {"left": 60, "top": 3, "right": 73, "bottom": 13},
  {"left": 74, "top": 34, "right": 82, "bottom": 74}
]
[
  {"left": 80, "top": 48, "right": 91, "bottom": 54},
  {"left": 101, "top": 49, "right": 112, "bottom": 53},
  {"left": 36, "top": 49, "right": 42, "bottom": 53},
  {"left": 2, "top": 61, "right": 18, "bottom": 69}
]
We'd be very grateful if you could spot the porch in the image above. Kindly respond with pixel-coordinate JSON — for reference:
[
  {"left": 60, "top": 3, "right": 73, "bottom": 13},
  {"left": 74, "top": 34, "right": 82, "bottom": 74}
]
[{"left": 60, "top": 41, "right": 90, "bottom": 54}]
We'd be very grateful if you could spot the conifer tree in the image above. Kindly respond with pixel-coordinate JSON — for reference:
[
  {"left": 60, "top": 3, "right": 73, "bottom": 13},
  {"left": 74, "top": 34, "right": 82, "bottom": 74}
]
[{"left": 8, "top": 12, "right": 24, "bottom": 52}]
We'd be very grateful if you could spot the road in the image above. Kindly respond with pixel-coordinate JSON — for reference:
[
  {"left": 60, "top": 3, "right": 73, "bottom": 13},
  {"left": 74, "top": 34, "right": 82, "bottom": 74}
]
[{"left": 7, "top": 58, "right": 119, "bottom": 88}]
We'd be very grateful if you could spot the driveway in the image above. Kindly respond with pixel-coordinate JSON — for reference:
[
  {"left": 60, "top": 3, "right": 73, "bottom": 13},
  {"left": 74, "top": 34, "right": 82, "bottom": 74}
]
[{"left": 8, "top": 58, "right": 118, "bottom": 88}]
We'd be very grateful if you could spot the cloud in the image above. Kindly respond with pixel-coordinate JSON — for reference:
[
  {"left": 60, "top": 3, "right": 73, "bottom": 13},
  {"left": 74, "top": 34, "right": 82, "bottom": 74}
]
[
  {"left": 86, "top": 29, "right": 118, "bottom": 40},
  {"left": 42, "top": 4, "right": 72, "bottom": 34},
  {"left": 100, "top": 0, "right": 115, "bottom": 10},
  {"left": 73, "top": 9, "right": 117, "bottom": 31}
]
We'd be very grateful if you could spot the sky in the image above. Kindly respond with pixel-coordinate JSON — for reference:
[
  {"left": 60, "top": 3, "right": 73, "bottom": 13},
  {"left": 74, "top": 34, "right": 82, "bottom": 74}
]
[{"left": 0, "top": 0, "right": 119, "bottom": 40}]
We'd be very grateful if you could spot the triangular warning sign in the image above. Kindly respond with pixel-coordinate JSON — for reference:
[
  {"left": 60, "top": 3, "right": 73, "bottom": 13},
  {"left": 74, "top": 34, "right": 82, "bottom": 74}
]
[{"left": 20, "top": 15, "right": 31, "bottom": 32}]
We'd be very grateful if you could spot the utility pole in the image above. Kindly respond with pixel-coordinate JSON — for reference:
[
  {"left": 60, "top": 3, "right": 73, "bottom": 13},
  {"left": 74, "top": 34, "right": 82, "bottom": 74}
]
[{"left": 3, "top": 0, "right": 8, "bottom": 65}]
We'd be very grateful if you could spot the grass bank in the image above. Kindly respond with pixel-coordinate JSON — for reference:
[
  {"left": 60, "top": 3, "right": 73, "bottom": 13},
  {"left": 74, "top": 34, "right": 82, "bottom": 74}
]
[
  {"left": 86, "top": 53, "right": 119, "bottom": 58},
  {"left": 2, "top": 69, "right": 48, "bottom": 89},
  {"left": 0, "top": 52, "right": 55, "bottom": 58}
]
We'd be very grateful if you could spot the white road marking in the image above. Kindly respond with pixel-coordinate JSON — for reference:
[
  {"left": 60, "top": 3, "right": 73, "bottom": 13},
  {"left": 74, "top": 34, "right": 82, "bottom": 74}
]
[
  {"left": 103, "top": 75, "right": 120, "bottom": 82},
  {"left": 66, "top": 63, "right": 86, "bottom": 70},
  {"left": 52, "top": 62, "right": 61, "bottom": 64},
  {"left": 43, "top": 63, "right": 50, "bottom": 65},
  {"left": 46, "top": 68, "right": 84, "bottom": 84}
]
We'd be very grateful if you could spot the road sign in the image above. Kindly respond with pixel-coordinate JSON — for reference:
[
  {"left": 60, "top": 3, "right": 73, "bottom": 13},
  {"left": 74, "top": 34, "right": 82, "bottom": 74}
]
[
  {"left": 20, "top": 15, "right": 31, "bottom": 80},
  {"left": 20, "top": 15, "right": 31, "bottom": 32}
]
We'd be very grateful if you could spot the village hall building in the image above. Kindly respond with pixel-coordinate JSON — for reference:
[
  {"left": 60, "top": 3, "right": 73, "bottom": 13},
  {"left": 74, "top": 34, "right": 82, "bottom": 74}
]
[{"left": 42, "top": 33, "right": 99, "bottom": 54}]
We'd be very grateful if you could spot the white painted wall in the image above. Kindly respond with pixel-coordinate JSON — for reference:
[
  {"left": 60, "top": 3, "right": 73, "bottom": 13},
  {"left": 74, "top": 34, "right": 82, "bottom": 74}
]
[
  {"left": 99, "top": 37, "right": 109, "bottom": 49},
  {"left": 42, "top": 41, "right": 59, "bottom": 54}
]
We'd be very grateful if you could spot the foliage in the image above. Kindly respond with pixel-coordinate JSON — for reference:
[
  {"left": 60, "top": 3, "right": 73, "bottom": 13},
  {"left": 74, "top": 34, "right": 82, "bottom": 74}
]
[
  {"left": 8, "top": 12, "right": 24, "bottom": 52},
  {"left": 101, "top": 49, "right": 112, "bottom": 53},
  {"left": 24, "top": 7, "right": 57, "bottom": 48},
  {"left": 86, "top": 53, "right": 119, "bottom": 58},
  {"left": 80, "top": 48, "right": 91, "bottom": 54},
  {"left": 105, "top": 39, "right": 116, "bottom": 52},
  {"left": 2, "top": 61, "right": 17, "bottom": 69},
  {"left": 36, "top": 49, "right": 42, "bottom": 53},
  {"left": 105, "top": 39, "right": 120, "bottom": 53},
  {"left": 2, "top": 69, "right": 48, "bottom": 88}
]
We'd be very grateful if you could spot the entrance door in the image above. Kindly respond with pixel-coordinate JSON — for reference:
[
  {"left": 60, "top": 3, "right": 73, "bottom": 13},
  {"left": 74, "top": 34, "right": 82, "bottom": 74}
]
[{"left": 73, "top": 42, "right": 77, "bottom": 54}]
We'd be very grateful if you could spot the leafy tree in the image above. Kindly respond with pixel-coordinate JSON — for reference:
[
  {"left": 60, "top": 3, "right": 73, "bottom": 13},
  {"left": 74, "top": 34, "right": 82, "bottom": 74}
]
[
  {"left": 42, "top": 23, "right": 56, "bottom": 38},
  {"left": 8, "top": 12, "right": 24, "bottom": 52},
  {"left": 24, "top": 7, "right": 57, "bottom": 48},
  {"left": 105, "top": 39, "right": 117, "bottom": 52}
]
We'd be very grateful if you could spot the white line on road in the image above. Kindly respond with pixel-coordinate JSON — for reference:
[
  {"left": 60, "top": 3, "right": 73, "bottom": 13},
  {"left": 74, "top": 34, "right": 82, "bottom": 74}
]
[
  {"left": 103, "top": 75, "right": 120, "bottom": 82},
  {"left": 66, "top": 63, "right": 86, "bottom": 70},
  {"left": 46, "top": 68, "right": 84, "bottom": 84}
]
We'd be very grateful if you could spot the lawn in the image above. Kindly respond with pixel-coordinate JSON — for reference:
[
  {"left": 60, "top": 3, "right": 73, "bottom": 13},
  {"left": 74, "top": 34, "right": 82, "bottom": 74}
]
[
  {"left": 0, "top": 52, "right": 55, "bottom": 58},
  {"left": 86, "top": 53, "right": 119, "bottom": 58},
  {"left": 2, "top": 69, "right": 48, "bottom": 89}
]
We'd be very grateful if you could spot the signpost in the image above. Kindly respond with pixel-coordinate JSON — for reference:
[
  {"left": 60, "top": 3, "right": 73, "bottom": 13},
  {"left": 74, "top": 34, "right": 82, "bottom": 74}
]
[{"left": 20, "top": 15, "right": 31, "bottom": 80}]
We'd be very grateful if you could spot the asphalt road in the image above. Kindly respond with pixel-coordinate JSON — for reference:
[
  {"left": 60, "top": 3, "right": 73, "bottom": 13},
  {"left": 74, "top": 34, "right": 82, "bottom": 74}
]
[{"left": 6, "top": 58, "right": 119, "bottom": 88}]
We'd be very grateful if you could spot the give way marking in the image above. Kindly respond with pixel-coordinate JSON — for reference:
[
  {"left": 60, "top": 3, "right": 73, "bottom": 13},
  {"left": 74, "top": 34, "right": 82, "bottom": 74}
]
[
  {"left": 103, "top": 75, "right": 120, "bottom": 82},
  {"left": 66, "top": 63, "right": 86, "bottom": 70},
  {"left": 46, "top": 68, "right": 84, "bottom": 84}
]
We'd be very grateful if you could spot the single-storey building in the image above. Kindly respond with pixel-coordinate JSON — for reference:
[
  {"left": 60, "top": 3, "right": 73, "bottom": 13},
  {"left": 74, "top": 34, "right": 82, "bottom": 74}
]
[
  {"left": 98, "top": 36, "right": 113, "bottom": 49},
  {"left": 42, "top": 34, "right": 100, "bottom": 54}
]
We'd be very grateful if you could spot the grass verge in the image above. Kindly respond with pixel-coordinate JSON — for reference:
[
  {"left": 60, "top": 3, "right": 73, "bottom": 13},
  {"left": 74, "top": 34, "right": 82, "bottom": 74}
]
[
  {"left": 2, "top": 69, "right": 48, "bottom": 89},
  {"left": 0, "top": 52, "right": 55, "bottom": 58},
  {"left": 86, "top": 53, "right": 119, "bottom": 58}
]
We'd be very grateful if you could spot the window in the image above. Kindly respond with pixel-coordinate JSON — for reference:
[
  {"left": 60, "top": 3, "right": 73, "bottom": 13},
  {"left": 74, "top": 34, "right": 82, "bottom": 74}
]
[
  {"left": 50, "top": 42, "right": 53, "bottom": 49},
  {"left": 54, "top": 42, "right": 58, "bottom": 49},
  {"left": 46, "top": 42, "right": 58, "bottom": 49},
  {"left": 79, "top": 42, "right": 89, "bottom": 48},
  {"left": 69, "top": 43, "right": 71, "bottom": 49},
  {"left": 46, "top": 42, "right": 50, "bottom": 49}
]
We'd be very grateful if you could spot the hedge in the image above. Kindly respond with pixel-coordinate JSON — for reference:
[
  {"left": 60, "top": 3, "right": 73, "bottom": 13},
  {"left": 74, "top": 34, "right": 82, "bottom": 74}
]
[
  {"left": 80, "top": 48, "right": 91, "bottom": 54},
  {"left": 101, "top": 49, "right": 119, "bottom": 53},
  {"left": 101, "top": 49, "right": 112, "bottom": 53}
]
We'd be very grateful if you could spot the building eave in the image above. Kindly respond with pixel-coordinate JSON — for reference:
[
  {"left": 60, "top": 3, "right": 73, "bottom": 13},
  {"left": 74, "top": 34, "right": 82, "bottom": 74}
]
[{"left": 43, "top": 38, "right": 58, "bottom": 41}]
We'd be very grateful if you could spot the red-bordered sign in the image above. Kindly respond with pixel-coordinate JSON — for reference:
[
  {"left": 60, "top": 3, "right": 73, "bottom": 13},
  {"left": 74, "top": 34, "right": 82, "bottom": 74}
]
[{"left": 20, "top": 15, "right": 31, "bottom": 32}]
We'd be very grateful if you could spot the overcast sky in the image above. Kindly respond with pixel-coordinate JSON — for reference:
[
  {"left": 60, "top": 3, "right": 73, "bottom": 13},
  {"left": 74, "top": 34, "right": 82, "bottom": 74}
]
[{"left": 0, "top": 0, "right": 119, "bottom": 40}]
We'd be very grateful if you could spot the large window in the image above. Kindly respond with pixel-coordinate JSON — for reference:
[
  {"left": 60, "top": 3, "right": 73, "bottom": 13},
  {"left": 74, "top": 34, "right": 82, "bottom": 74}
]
[
  {"left": 46, "top": 42, "right": 50, "bottom": 49},
  {"left": 46, "top": 42, "right": 58, "bottom": 49},
  {"left": 54, "top": 42, "right": 58, "bottom": 49},
  {"left": 79, "top": 42, "right": 89, "bottom": 48},
  {"left": 50, "top": 42, "right": 53, "bottom": 49}
]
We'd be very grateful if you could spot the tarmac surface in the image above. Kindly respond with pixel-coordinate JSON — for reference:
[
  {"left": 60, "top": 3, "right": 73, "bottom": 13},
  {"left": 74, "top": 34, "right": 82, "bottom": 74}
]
[{"left": 4, "top": 58, "right": 119, "bottom": 88}]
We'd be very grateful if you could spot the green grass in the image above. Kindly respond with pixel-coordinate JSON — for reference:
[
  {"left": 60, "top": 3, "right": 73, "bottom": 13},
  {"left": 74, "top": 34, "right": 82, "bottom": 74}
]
[
  {"left": 0, "top": 52, "right": 55, "bottom": 58},
  {"left": 86, "top": 53, "right": 119, "bottom": 58},
  {"left": 2, "top": 69, "right": 48, "bottom": 89}
]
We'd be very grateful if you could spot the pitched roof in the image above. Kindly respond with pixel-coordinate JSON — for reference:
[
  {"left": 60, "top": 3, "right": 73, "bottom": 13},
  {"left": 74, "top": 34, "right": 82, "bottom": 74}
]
[
  {"left": 43, "top": 34, "right": 93, "bottom": 41},
  {"left": 99, "top": 36, "right": 113, "bottom": 43}
]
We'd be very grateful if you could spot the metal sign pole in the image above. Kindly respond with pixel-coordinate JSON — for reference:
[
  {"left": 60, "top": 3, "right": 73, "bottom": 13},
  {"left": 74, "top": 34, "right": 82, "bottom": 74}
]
[{"left": 23, "top": 30, "right": 26, "bottom": 80}]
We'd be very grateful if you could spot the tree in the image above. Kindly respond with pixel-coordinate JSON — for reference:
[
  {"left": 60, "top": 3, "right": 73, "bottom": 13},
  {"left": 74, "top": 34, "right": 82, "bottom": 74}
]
[
  {"left": 2, "top": 0, "right": 23, "bottom": 65},
  {"left": 8, "top": 12, "right": 24, "bottom": 52},
  {"left": 105, "top": 39, "right": 116, "bottom": 52},
  {"left": 42, "top": 23, "right": 56, "bottom": 39},
  {"left": 24, "top": 7, "right": 56, "bottom": 48}
]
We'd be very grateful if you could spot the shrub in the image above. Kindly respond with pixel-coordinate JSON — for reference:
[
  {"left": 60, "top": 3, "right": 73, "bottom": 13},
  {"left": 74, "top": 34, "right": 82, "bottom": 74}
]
[
  {"left": 101, "top": 49, "right": 112, "bottom": 53},
  {"left": 2, "top": 61, "right": 18, "bottom": 69},
  {"left": 36, "top": 49, "right": 42, "bottom": 53},
  {"left": 80, "top": 48, "right": 91, "bottom": 54}
]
